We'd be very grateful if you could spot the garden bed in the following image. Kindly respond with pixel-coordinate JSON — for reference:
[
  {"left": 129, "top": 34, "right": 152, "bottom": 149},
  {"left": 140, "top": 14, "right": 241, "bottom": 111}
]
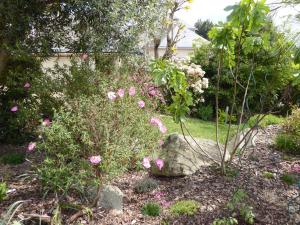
[{"left": 0, "top": 125, "right": 299, "bottom": 224}]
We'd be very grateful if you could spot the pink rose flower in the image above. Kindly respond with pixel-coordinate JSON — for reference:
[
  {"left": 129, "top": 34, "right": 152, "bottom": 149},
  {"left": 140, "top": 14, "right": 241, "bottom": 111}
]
[
  {"left": 159, "top": 139, "right": 164, "bottom": 146},
  {"left": 81, "top": 53, "right": 88, "bottom": 61},
  {"left": 138, "top": 100, "right": 145, "bottom": 108},
  {"left": 129, "top": 87, "right": 136, "bottom": 96},
  {"left": 150, "top": 117, "right": 162, "bottom": 127},
  {"left": 107, "top": 91, "right": 117, "bottom": 101},
  {"left": 24, "top": 82, "right": 31, "bottom": 89},
  {"left": 89, "top": 155, "right": 101, "bottom": 165},
  {"left": 155, "top": 159, "right": 164, "bottom": 170},
  {"left": 159, "top": 125, "right": 167, "bottom": 134},
  {"left": 42, "top": 118, "right": 51, "bottom": 126},
  {"left": 291, "top": 164, "right": 300, "bottom": 174},
  {"left": 142, "top": 157, "right": 151, "bottom": 169},
  {"left": 11, "top": 106, "right": 18, "bottom": 112},
  {"left": 117, "top": 89, "right": 125, "bottom": 98},
  {"left": 28, "top": 142, "right": 36, "bottom": 152},
  {"left": 149, "top": 89, "right": 156, "bottom": 96},
  {"left": 154, "top": 191, "right": 165, "bottom": 199}
]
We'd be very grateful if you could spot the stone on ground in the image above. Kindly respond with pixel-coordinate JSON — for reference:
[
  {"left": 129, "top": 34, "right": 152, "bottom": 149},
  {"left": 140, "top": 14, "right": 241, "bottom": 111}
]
[
  {"left": 151, "top": 133, "right": 230, "bottom": 176},
  {"left": 98, "top": 185, "right": 124, "bottom": 212}
]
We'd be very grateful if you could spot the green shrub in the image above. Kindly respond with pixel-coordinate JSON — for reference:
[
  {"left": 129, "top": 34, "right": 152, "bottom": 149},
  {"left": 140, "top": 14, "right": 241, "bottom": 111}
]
[
  {"left": 248, "top": 114, "right": 284, "bottom": 128},
  {"left": 1, "top": 153, "right": 25, "bottom": 165},
  {"left": 275, "top": 108, "right": 300, "bottom": 155},
  {"left": 213, "top": 217, "right": 238, "bottom": 225},
  {"left": 226, "top": 189, "right": 248, "bottom": 211},
  {"left": 275, "top": 133, "right": 300, "bottom": 155},
  {"left": 262, "top": 171, "right": 275, "bottom": 179},
  {"left": 281, "top": 173, "right": 298, "bottom": 185},
  {"left": 240, "top": 206, "right": 255, "bottom": 224},
  {"left": 284, "top": 107, "right": 300, "bottom": 136},
  {"left": 218, "top": 109, "right": 237, "bottom": 124},
  {"left": 0, "top": 55, "right": 61, "bottom": 144},
  {"left": 134, "top": 178, "right": 159, "bottom": 194},
  {"left": 226, "top": 189, "right": 255, "bottom": 224},
  {"left": 0, "top": 182, "right": 8, "bottom": 201},
  {"left": 169, "top": 200, "right": 200, "bottom": 216},
  {"left": 37, "top": 75, "right": 161, "bottom": 195},
  {"left": 197, "top": 105, "right": 213, "bottom": 121},
  {"left": 141, "top": 202, "right": 161, "bottom": 217}
]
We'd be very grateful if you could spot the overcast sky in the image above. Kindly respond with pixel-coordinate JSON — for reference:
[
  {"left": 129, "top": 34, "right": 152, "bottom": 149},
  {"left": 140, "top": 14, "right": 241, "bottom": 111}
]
[{"left": 177, "top": 0, "right": 300, "bottom": 34}]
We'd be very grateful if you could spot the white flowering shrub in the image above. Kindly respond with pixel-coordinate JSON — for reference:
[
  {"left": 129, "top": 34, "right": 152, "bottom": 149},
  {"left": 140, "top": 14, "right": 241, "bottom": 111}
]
[{"left": 151, "top": 59, "right": 209, "bottom": 120}]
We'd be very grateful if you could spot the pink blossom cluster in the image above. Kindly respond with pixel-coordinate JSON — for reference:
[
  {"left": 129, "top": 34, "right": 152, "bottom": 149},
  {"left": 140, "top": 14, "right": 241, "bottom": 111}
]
[
  {"left": 26, "top": 118, "right": 51, "bottom": 152},
  {"left": 89, "top": 155, "right": 101, "bottom": 165},
  {"left": 142, "top": 157, "right": 164, "bottom": 170},
  {"left": 107, "top": 86, "right": 137, "bottom": 101},
  {"left": 290, "top": 164, "right": 300, "bottom": 174},
  {"left": 143, "top": 83, "right": 165, "bottom": 103},
  {"left": 150, "top": 117, "right": 167, "bottom": 134},
  {"left": 131, "top": 74, "right": 165, "bottom": 104},
  {"left": 10, "top": 82, "right": 32, "bottom": 112},
  {"left": 107, "top": 86, "right": 146, "bottom": 109},
  {"left": 153, "top": 191, "right": 171, "bottom": 208},
  {"left": 108, "top": 86, "right": 138, "bottom": 103}
]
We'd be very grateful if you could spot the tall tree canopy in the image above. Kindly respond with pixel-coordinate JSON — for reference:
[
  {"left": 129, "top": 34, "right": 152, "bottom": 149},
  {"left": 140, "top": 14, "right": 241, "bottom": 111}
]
[
  {"left": 194, "top": 19, "right": 214, "bottom": 40},
  {"left": 0, "top": 0, "right": 163, "bottom": 76}
]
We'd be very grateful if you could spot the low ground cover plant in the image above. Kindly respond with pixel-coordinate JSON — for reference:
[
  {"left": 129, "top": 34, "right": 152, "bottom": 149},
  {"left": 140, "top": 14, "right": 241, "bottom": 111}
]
[
  {"left": 169, "top": 200, "right": 200, "bottom": 216},
  {"left": 213, "top": 217, "right": 238, "bottom": 225},
  {"left": 276, "top": 108, "right": 300, "bottom": 155},
  {"left": 141, "top": 202, "right": 161, "bottom": 216},
  {"left": 262, "top": 171, "right": 275, "bottom": 179},
  {"left": 0, "top": 182, "right": 7, "bottom": 201},
  {"left": 1, "top": 152, "right": 25, "bottom": 165},
  {"left": 134, "top": 177, "right": 159, "bottom": 194},
  {"left": 281, "top": 173, "right": 298, "bottom": 185},
  {"left": 226, "top": 189, "right": 255, "bottom": 224}
]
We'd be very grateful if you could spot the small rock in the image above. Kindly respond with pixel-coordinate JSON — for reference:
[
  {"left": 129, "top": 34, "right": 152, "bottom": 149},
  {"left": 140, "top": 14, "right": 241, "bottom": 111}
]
[{"left": 98, "top": 185, "right": 124, "bottom": 212}]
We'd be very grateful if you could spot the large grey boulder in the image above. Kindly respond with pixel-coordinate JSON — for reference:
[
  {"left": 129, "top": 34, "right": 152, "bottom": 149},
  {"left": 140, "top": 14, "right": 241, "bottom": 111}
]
[
  {"left": 229, "top": 128, "right": 258, "bottom": 149},
  {"left": 151, "top": 134, "right": 230, "bottom": 176},
  {"left": 98, "top": 185, "right": 124, "bottom": 212}
]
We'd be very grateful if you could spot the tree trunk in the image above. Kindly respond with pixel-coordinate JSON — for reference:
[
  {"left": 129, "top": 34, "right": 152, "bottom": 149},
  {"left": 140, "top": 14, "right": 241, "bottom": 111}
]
[{"left": 154, "top": 38, "right": 161, "bottom": 59}]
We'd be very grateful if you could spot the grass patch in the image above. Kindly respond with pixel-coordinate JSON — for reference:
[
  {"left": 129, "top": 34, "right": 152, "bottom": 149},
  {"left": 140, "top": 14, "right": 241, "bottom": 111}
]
[
  {"left": 169, "top": 200, "right": 200, "bottom": 216},
  {"left": 248, "top": 114, "right": 284, "bottom": 128},
  {"left": 1, "top": 152, "right": 25, "bottom": 165},
  {"left": 161, "top": 115, "right": 237, "bottom": 143}
]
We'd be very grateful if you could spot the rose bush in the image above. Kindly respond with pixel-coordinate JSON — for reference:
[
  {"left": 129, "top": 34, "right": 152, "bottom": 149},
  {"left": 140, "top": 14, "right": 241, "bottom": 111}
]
[{"left": 36, "top": 76, "right": 164, "bottom": 195}]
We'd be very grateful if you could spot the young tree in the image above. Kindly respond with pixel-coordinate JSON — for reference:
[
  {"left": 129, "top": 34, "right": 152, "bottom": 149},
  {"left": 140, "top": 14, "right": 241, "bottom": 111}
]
[{"left": 153, "top": 0, "right": 193, "bottom": 59}]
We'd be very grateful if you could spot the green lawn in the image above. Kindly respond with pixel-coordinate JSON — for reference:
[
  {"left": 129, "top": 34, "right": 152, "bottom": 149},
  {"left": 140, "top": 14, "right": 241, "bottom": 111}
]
[{"left": 161, "top": 115, "right": 238, "bottom": 144}]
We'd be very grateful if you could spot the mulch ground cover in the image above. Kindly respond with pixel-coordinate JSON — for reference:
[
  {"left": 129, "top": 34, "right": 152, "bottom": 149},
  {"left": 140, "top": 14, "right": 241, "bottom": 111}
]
[{"left": 0, "top": 125, "right": 299, "bottom": 224}]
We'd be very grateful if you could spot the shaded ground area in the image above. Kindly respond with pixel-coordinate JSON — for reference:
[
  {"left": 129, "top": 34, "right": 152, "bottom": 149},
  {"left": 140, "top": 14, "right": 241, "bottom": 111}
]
[{"left": 0, "top": 125, "right": 299, "bottom": 224}]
